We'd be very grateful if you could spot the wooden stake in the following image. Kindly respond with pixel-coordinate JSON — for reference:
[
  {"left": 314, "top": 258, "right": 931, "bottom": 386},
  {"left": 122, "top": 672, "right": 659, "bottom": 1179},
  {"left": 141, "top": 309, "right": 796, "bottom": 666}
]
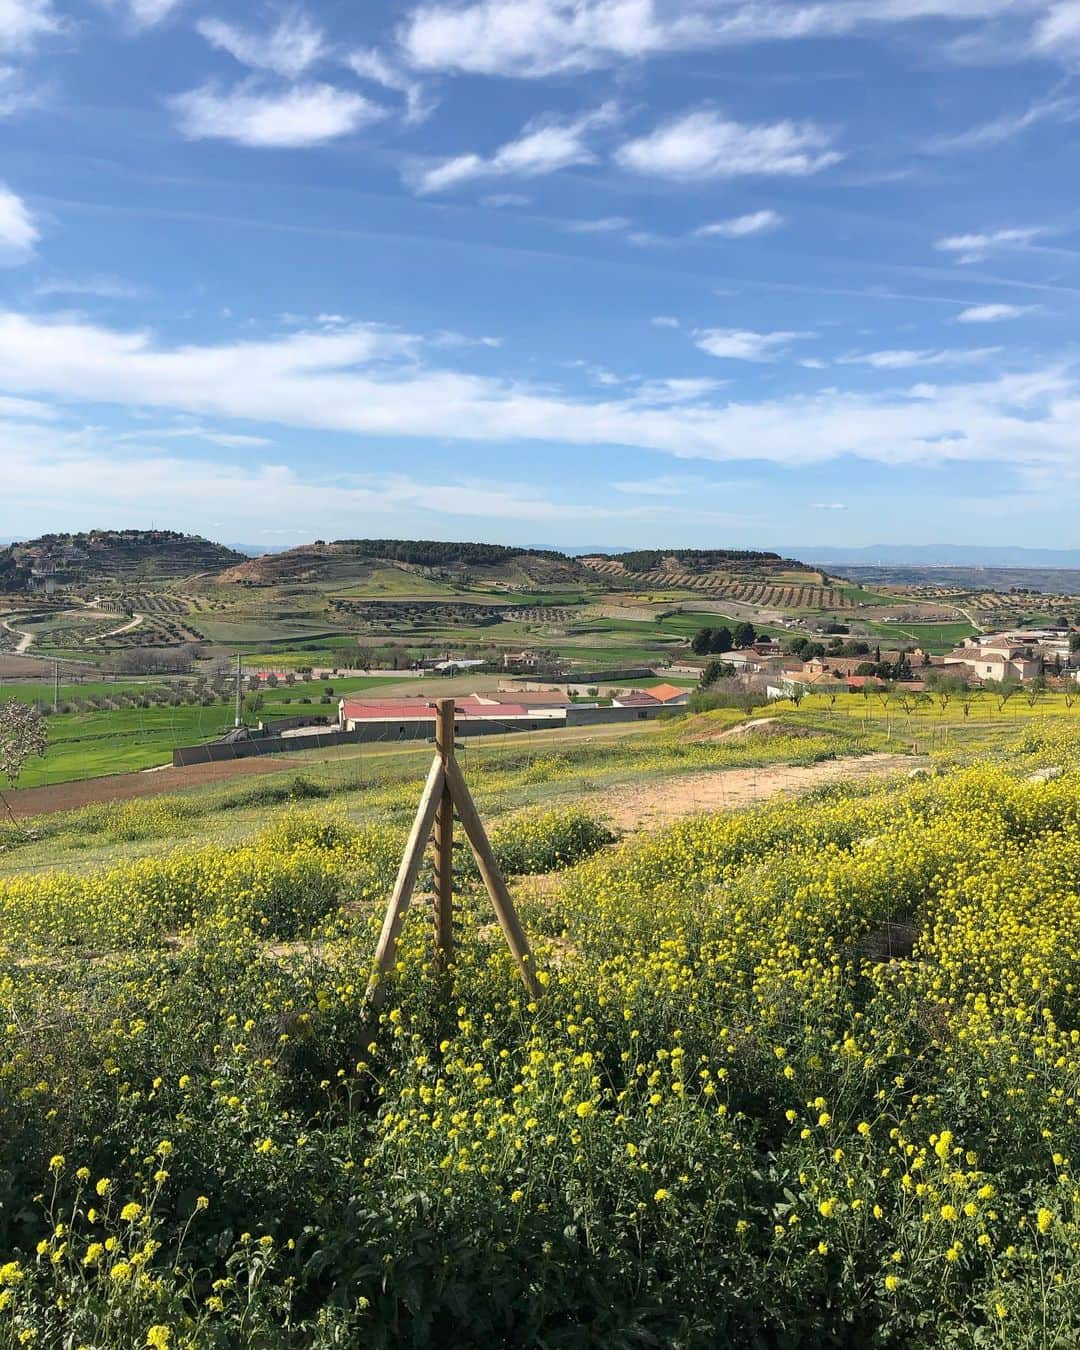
[
  {"left": 445, "top": 754, "right": 542, "bottom": 1001},
  {"left": 363, "top": 697, "right": 543, "bottom": 1022},
  {"left": 364, "top": 755, "right": 444, "bottom": 1009},
  {"left": 433, "top": 699, "right": 455, "bottom": 979}
]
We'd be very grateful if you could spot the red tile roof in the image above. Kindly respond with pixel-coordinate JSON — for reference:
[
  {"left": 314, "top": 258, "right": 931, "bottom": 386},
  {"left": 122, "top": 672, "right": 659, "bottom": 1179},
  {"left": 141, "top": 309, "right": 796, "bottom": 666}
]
[{"left": 645, "top": 682, "right": 690, "bottom": 703}]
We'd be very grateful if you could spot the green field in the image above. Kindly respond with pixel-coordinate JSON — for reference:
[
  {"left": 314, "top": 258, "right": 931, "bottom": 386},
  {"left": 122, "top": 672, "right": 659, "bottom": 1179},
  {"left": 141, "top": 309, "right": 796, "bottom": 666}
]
[{"left": 863, "top": 619, "right": 978, "bottom": 652}]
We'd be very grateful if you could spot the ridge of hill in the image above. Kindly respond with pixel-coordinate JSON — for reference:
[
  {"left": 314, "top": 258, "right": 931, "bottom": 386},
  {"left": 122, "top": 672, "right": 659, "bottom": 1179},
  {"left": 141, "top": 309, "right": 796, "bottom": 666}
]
[
  {"left": 586, "top": 548, "right": 804, "bottom": 574},
  {"left": 218, "top": 539, "right": 591, "bottom": 587},
  {"left": 2, "top": 530, "right": 246, "bottom": 584}
]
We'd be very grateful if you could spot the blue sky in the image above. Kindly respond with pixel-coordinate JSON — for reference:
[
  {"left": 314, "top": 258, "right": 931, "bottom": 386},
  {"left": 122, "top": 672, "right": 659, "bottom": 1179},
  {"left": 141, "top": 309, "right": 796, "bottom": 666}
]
[{"left": 2, "top": 0, "right": 1080, "bottom": 549}]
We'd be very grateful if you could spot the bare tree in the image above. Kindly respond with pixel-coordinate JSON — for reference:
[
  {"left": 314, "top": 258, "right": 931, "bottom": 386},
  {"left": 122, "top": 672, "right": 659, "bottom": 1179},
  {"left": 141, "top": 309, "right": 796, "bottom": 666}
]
[
  {"left": 0, "top": 699, "right": 47, "bottom": 828},
  {"left": 985, "top": 678, "right": 1020, "bottom": 713}
]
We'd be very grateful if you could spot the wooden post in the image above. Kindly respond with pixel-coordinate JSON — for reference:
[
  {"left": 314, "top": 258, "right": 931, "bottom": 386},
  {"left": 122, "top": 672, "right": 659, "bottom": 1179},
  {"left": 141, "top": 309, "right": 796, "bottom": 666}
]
[
  {"left": 364, "top": 755, "right": 444, "bottom": 1010},
  {"left": 363, "top": 696, "right": 542, "bottom": 1022},
  {"left": 445, "top": 755, "right": 542, "bottom": 1001},
  {"left": 433, "top": 699, "right": 455, "bottom": 978}
]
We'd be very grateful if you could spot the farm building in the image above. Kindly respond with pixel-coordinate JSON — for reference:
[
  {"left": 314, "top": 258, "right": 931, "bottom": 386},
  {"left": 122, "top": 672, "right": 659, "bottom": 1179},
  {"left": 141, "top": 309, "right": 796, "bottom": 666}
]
[
  {"left": 644, "top": 683, "right": 691, "bottom": 706},
  {"left": 337, "top": 698, "right": 564, "bottom": 733}
]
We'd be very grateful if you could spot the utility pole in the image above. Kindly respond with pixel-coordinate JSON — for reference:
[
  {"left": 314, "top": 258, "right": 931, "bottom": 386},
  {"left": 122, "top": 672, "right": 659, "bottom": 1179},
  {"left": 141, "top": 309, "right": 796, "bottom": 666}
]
[
  {"left": 53, "top": 660, "right": 59, "bottom": 714},
  {"left": 234, "top": 652, "right": 242, "bottom": 728}
]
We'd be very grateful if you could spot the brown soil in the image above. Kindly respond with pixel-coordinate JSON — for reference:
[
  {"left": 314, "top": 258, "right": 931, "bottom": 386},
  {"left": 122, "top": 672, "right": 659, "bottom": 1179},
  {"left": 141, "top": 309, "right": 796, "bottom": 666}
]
[
  {"left": 4, "top": 755, "right": 316, "bottom": 820},
  {"left": 603, "top": 752, "right": 917, "bottom": 834}
]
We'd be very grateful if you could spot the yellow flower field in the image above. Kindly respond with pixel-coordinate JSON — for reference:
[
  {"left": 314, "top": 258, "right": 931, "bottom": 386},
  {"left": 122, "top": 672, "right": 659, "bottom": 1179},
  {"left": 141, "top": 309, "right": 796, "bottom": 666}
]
[{"left": 1, "top": 721, "right": 1080, "bottom": 1345}]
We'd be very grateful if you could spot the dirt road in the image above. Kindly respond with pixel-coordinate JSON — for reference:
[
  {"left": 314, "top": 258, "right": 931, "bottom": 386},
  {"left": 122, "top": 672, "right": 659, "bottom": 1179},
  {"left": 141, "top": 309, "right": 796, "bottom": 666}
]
[
  {"left": 603, "top": 752, "right": 917, "bottom": 834},
  {"left": 1, "top": 620, "right": 33, "bottom": 654},
  {"left": 5, "top": 745, "right": 918, "bottom": 827}
]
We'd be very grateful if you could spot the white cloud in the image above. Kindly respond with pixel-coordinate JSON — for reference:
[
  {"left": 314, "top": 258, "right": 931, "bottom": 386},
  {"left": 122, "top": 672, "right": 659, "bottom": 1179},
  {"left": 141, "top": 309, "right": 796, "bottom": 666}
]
[
  {"left": 935, "top": 225, "right": 1046, "bottom": 263},
  {"left": 397, "top": 0, "right": 1033, "bottom": 79},
  {"left": 840, "top": 347, "right": 1001, "bottom": 368},
  {"left": 810, "top": 502, "right": 847, "bottom": 510},
  {"left": 695, "top": 209, "right": 785, "bottom": 238},
  {"left": 347, "top": 48, "right": 431, "bottom": 122},
  {"left": 651, "top": 315, "right": 680, "bottom": 328},
  {"left": 1, "top": 432, "right": 628, "bottom": 531},
  {"left": 956, "top": 302, "right": 1032, "bottom": 321},
  {"left": 1031, "top": 2, "right": 1080, "bottom": 60},
  {"left": 114, "top": 0, "right": 185, "bottom": 29},
  {"left": 197, "top": 11, "right": 327, "bottom": 77},
  {"left": 410, "top": 102, "right": 616, "bottom": 193},
  {"left": 0, "top": 61, "right": 41, "bottom": 115},
  {"left": 629, "top": 377, "right": 724, "bottom": 403},
  {"left": 2, "top": 310, "right": 1080, "bottom": 476},
  {"left": 171, "top": 82, "right": 385, "bottom": 148},
  {"left": 694, "top": 327, "right": 811, "bottom": 361},
  {"left": 0, "top": 183, "right": 37, "bottom": 259},
  {"left": 616, "top": 111, "right": 841, "bottom": 181},
  {"left": 0, "top": 0, "right": 59, "bottom": 50}
]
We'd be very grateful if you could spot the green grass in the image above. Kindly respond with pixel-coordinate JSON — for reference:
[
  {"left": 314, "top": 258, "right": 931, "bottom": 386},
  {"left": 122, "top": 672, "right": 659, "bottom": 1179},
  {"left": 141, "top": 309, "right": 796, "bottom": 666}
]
[
  {"left": 862, "top": 619, "right": 977, "bottom": 652},
  {"left": 0, "top": 678, "right": 172, "bottom": 705},
  {"left": 15, "top": 704, "right": 235, "bottom": 786}
]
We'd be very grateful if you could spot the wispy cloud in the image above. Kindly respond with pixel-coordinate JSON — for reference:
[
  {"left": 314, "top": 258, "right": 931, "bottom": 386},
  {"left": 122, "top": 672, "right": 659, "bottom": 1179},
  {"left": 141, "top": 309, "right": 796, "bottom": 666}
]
[
  {"left": 694, "top": 209, "right": 785, "bottom": 238},
  {"left": 171, "top": 81, "right": 385, "bottom": 148},
  {"left": 926, "top": 91, "right": 1080, "bottom": 152},
  {"left": 810, "top": 501, "right": 847, "bottom": 510},
  {"left": 118, "top": 424, "right": 274, "bottom": 448},
  {"left": 397, "top": 0, "right": 1034, "bottom": 79},
  {"left": 0, "top": 0, "right": 61, "bottom": 51},
  {"left": 409, "top": 102, "right": 617, "bottom": 193},
  {"left": 613, "top": 475, "right": 698, "bottom": 496},
  {"left": 0, "top": 183, "right": 37, "bottom": 259},
  {"left": 839, "top": 347, "right": 1001, "bottom": 369},
  {"left": 2, "top": 310, "right": 1078, "bottom": 476},
  {"left": 35, "top": 275, "right": 142, "bottom": 299},
  {"left": 347, "top": 47, "right": 431, "bottom": 123},
  {"left": 197, "top": 11, "right": 327, "bottom": 78},
  {"left": 935, "top": 225, "right": 1047, "bottom": 264},
  {"left": 651, "top": 315, "right": 680, "bottom": 328},
  {"left": 1030, "top": 3, "right": 1080, "bottom": 61},
  {"left": 956, "top": 302, "right": 1033, "bottom": 322},
  {"left": 694, "top": 327, "right": 812, "bottom": 361},
  {"left": 560, "top": 215, "right": 631, "bottom": 233},
  {"left": 111, "top": 0, "right": 185, "bottom": 30},
  {"left": 616, "top": 110, "right": 841, "bottom": 181},
  {"left": 0, "top": 62, "right": 46, "bottom": 115}
]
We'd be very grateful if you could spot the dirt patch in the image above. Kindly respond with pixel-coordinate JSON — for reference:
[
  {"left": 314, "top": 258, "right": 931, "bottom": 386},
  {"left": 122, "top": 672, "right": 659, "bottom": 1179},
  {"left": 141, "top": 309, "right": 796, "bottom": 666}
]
[
  {"left": 605, "top": 752, "right": 917, "bottom": 835},
  {"left": 4, "top": 755, "right": 323, "bottom": 820}
]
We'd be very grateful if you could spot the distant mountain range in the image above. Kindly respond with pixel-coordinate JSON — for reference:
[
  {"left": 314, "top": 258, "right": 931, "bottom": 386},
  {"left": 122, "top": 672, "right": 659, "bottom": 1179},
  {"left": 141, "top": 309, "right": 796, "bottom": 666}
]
[{"left": 792, "top": 544, "right": 1080, "bottom": 569}]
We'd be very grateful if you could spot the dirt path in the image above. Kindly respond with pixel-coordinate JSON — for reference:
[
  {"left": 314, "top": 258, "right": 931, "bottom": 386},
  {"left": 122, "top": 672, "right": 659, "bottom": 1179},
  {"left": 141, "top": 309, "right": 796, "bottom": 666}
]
[
  {"left": 87, "top": 613, "right": 143, "bottom": 642},
  {"left": 1, "top": 619, "right": 33, "bottom": 654},
  {"left": 604, "top": 752, "right": 918, "bottom": 834}
]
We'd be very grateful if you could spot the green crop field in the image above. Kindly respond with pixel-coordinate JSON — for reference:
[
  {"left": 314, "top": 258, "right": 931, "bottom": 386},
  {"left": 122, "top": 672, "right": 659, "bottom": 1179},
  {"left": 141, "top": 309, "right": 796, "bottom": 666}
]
[{"left": 863, "top": 619, "right": 979, "bottom": 652}]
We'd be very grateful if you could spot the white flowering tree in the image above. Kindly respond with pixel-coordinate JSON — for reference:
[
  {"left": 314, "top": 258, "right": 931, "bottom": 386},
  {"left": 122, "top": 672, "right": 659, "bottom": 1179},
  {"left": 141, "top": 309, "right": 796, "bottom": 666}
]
[{"left": 0, "top": 698, "right": 47, "bottom": 827}]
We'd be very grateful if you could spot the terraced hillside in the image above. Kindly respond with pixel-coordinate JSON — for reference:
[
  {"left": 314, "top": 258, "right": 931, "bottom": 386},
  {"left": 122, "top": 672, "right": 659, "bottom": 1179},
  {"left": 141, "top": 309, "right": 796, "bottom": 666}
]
[
  {"left": 219, "top": 540, "right": 590, "bottom": 589},
  {"left": 2, "top": 530, "right": 244, "bottom": 585}
]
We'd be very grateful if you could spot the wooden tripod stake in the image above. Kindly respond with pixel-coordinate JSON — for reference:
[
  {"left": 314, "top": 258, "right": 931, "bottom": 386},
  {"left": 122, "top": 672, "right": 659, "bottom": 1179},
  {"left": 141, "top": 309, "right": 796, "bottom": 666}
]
[{"left": 365, "top": 698, "right": 541, "bottom": 1012}]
